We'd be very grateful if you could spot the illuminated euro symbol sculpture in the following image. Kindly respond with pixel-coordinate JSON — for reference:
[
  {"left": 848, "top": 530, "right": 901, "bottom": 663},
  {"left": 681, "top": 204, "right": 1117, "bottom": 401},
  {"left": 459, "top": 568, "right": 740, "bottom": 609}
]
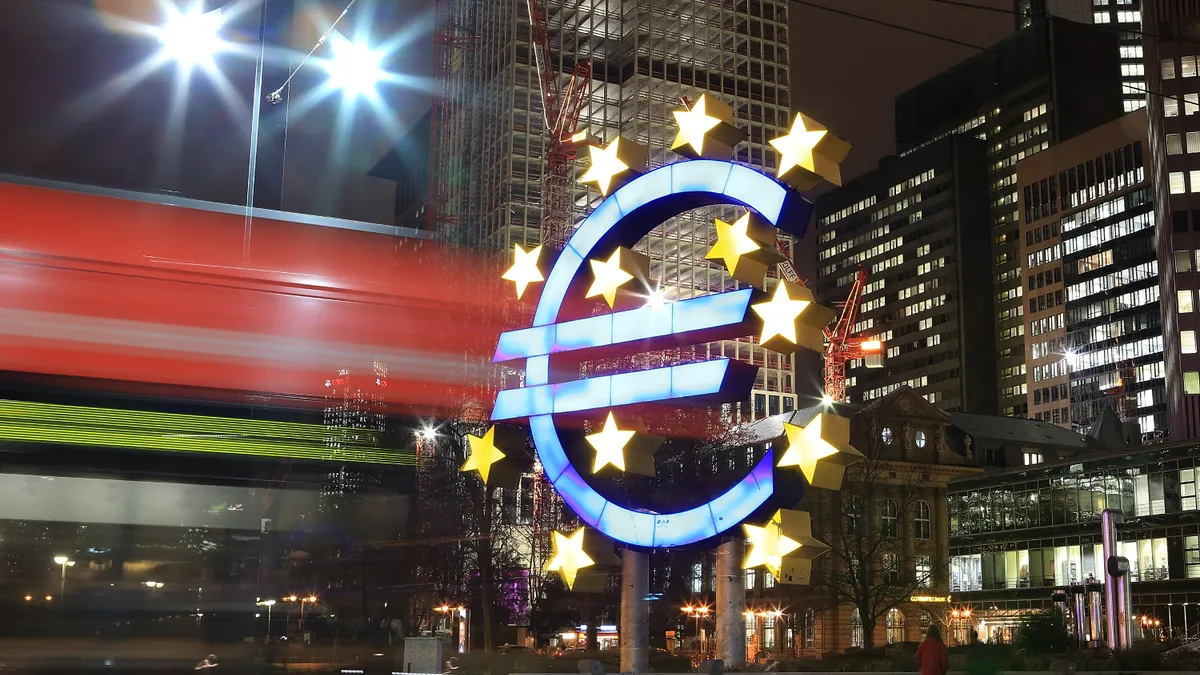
[{"left": 490, "top": 158, "right": 830, "bottom": 548}]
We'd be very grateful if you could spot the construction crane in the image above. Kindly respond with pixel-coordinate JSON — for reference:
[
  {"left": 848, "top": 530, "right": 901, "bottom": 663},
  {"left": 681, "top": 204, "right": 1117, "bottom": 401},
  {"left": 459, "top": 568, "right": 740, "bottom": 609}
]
[
  {"left": 527, "top": 0, "right": 593, "bottom": 249},
  {"left": 822, "top": 269, "right": 883, "bottom": 403}
]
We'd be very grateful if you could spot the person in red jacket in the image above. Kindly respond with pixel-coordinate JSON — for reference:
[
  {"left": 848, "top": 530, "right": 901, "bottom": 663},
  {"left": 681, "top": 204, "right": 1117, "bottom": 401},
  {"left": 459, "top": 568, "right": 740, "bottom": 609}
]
[{"left": 917, "top": 625, "right": 949, "bottom": 675}]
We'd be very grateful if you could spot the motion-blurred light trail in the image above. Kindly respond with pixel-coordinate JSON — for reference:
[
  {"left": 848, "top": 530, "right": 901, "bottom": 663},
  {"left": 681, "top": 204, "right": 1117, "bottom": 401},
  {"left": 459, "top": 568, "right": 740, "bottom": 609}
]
[
  {"left": 0, "top": 398, "right": 415, "bottom": 465},
  {"left": 0, "top": 180, "right": 513, "bottom": 414}
]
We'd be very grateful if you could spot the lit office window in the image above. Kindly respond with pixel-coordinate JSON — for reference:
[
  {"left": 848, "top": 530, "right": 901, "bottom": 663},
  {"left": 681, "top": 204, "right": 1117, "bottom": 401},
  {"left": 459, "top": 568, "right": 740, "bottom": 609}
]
[
  {"left": 1183, "top": 330, "right": 1197, "bottom": 354},
  {"left": 1169, "top": 133, "right": 1184, "bottom": 155},
  {"left": 1164, "top": 58, "right": 1178, "bottom": 79},
  {"left": 1180, "top": 289, "right": 1195, "bottom": 313},
  {"left": 1094, "top": 11, "right": 1110, "bottom": 22},
  {"left": 1182, "top": 469, "right": 1198, "bottom": 511},
  {"left": 1186, "top": 372, "right": 1200, "bottom": 395},
  {"left": 1187, "top": 94, "right": 1200, "bottom": 115},
  {"left": 1191, "top": 170, "right": 1200, "bottom": 192},
  {"left": 1189, "top": 132, "right": 1200, "bottom": 153},
  {"left": 1185, "top": 56, "right": 1198, "bottom": 78},
  {"left": 1166, "top": 97, "right": 1180, "bottom": 117},
  {"left": 1171, "top": 172, "right": 1187, "bottom": 194},
  {"left": 1178, "top": 251, "right": 1194, "bottom": 272}
]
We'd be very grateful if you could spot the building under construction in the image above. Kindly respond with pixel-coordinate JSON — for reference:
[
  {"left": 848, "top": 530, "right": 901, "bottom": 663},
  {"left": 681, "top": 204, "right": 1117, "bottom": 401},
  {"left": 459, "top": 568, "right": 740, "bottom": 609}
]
[{"left": 430, "top": 0, "right": 803, "bottom": 421}]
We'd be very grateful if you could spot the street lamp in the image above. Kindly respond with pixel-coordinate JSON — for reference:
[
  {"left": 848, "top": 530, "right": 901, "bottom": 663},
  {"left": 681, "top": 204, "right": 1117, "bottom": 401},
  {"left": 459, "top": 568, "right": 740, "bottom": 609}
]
[
  {"left": 53, "top": 556, "right": 75, "bottom": 598},
  {"left": 301, "top": 595, "right": 317, "bottom": 632},
  {"left": 155, "top": 4, "right": 393, "bottom": 219},
  {"left": 156, "top": 3, "right": 227, "bottom": 69},
  {"left": 257, "top": 599, "right": 277, "bottom": 638},
  {"left": 681, "top": 605, "right": 711, "bottom": 656}
]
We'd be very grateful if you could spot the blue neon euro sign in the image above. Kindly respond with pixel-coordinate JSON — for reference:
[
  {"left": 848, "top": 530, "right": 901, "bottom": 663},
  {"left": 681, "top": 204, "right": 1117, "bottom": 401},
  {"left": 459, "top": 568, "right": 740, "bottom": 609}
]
[{"left": 490, "top": 159, "right": 814, "bottom": 548}]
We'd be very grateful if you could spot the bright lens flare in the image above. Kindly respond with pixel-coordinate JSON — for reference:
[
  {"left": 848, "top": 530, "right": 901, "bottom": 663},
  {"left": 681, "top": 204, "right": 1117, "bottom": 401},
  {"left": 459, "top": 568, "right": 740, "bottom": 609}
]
[
  {"left": 325, "top": 35, "right": 386, "bottom": 97},
  {"left": 158, "top": 6, "right": 225, "bottom": 66}
]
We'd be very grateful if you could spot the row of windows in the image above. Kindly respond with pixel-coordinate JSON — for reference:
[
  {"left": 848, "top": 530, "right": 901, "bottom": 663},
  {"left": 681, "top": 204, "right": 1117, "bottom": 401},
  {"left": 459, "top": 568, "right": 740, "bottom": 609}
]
[
  {"left": 1029, "top": 290, "right": 1064, "bottom": 315},
  {"left": 1030, "top": 312, "right": 1065, "bottom": 337},
  {"left": 1033, "top": 383, "right": 1069, "bottom": 405},
  {"left": 819, "top": 223, "right": 893, "bottom": 260},
  {"left": 1032, "top": 359, "right": 1066, "bottom": 383},
  {"left": 1025, "top": 143, "right": 1144, "bottom": 225},
  {"left": 1063, "top": 211, "right": 1153, "bottom": 256},
  {"left": 1163, "top": 94, "right": 1200, "bottom": 117},
  {"left": 1093, "top": 9, "right": 1140, "bottom": 23},
  {"left": 1067, "top": 284, "right": 1159, "bottom": 324},
  {"left": 1072, "top": 335, "right": 1163, "bottom": 373},
  {"left": 1067, "top": 260, "right": 1157, "bottom": 303},
  {"left": 1028, "top": 267, "right": 1063, "bottom": 292},
  {"left": 1026, "top": 221, "right": 1062, "bottom": 247},
  {"left": 1031, "top": 337, "right": 1066, "bottom": 362},
  {"left": 818, "top": 195, "right": 876, "bottom": 229},
  {"left": 888, "top": 169, "right": 935, "bottom": 198},
  {"left": 1033, "top": 407, "right": 1070, "bottom": 425},
  {"left": 1162, "top": 55, "right": 1200, "bottom": 80},
  {"left": 1026, "top": 243, "right": 1062, "bottom": 270},
  {"left": 1063, "top": 188, "right": 1149, "bottom": 235}
]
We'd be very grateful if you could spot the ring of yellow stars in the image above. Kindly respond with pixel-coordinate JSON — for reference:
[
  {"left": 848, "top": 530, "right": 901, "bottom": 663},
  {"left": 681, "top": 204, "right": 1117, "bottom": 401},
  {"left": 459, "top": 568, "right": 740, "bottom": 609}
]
[
  {"left": 777, "top": 412, "right": 864, "bottom": 491},
  {"left": 586, "top": 412, "right": 637, "bottom": 473},
  {"left": 546, "top": 528, "right": 595, "bottom": 590},
  {"left": 671, "top": 94, "right": 722, "bottom": 156},
  {"left": 461, "top": 426, "right": 507, "bottom": 485},
  {"left": 587, "top": 249, "right": 636, "bottom": 307},
  {"left": 706, "top": 213, "right": 763, "bottom": 275},
  {"left": 579, "top": 138, "right": 629, "bottom": 196},
  {"left": 752, "top": 282, "right": 811, "bottom": 346},
  {"left": 770, "top": 115, "right": 828, "bottom": 178},
  {"left": 744, "top": 518, "right": 801, "bottom": 578},
  {"left": 501, "top": 244, "right": 544, "bottom": 299}
]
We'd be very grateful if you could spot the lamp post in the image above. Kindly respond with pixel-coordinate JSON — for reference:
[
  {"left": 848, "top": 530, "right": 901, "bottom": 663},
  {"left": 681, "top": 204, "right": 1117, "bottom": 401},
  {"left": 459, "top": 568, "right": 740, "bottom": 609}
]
[
  {"left": 258, "top": 599, "right": 277, "bottom": 638},
  {"left": 53, "top": 556, "right": 75, "bottom": 599},
  {"left": 682, "top": 605, "right": 711, "bottom": 656},
  {"left": 301, "top": 595, "right": 317, "bottom": 632},
  {"left": 155, "top": 2, "right": 389, "bottom": 216}
]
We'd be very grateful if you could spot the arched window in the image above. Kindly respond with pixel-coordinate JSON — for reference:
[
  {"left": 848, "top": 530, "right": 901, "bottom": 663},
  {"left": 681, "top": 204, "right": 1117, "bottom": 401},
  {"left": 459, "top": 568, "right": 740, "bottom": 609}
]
[
  {"left": 881, "top": 426, "right": 894, "bottom": 445},
  {"left": 886, "top": 608, "right": 906, "bottom": 644},
  {"left": 915, "top": 500, "right": 933, "bottom": 540},
  {"left": 850, "top": 608, "right": 863, "bottom": 648},
  {"left": 920, "top": 611, "right": 933, "bottom": 635},
  {"left": 915, "top": 429, "right": 927, "bottom": 448},
  {"left": 804, "top": 608, "right": 817, "bottom": 649},
  {"left": 881, "top": 499, "right": 898, "bottom": 538}
]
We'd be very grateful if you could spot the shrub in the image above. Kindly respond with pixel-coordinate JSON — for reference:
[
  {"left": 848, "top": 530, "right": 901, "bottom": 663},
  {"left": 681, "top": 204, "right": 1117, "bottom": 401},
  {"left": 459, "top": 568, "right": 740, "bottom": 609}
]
[{"left": 1013, "top": 609, "right": 1074, "bottom": 654}]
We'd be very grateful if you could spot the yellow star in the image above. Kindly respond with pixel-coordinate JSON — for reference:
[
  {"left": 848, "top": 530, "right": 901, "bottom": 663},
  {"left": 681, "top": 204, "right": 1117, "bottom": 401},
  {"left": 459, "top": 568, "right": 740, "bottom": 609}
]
[
  {"left": 770, "top": 115, "right": 828, "bottom": 177},
  {"left": 706, "top": 213, "right": 763, "bottom": 276},
  {"left": 777, "top": 413, "right": 864, "bottom": 491},
  {"left": 501, "top": 244, "right": 544, "bottom": 299},
  {"left": 671, "top": 94, "right": 722, "bottom": 156},
  {"left": 579, "top": 138, "right": 629, "bottom": 196},
  {"left": 461, "top": 426, "right": 506, "bottom": 484},
  {"left": 586, "top": 412, "right": 637, "bottom": 473},
  {"left": 587, "top": 249, "right": 636, "bottom": 307},
  {"left": 546, "top": 528, "right": 595, "bottom": 590},
  {"left": 751, "top": 282, "right": 811, "bottom": 346},
  {"left": 744, "top": 520, "right": 801, "bottom": 578}
]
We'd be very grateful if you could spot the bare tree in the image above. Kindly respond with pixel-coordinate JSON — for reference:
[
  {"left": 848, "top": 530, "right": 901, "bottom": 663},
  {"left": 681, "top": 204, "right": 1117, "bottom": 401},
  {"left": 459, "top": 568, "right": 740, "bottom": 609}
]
[{"left": 812, "top": 436, "right": 933, "bottom": 651}]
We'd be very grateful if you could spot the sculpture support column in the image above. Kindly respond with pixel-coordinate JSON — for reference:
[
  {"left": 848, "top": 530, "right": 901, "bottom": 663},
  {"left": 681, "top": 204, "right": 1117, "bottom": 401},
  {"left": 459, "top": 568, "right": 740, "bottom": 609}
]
[
  {"left": 621, "top": 548, "right": 649, "bottom": 673},
  {"left": 1101, "top": 509, "right": 1133, "bottom": 650},
  {"left": 715, "top": 538, "right": 746, "bottom": 667}
]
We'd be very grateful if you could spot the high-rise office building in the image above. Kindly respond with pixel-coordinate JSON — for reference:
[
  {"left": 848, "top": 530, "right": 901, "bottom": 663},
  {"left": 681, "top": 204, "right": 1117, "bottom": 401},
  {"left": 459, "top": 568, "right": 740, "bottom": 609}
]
[
  {"left": 1143, "top": 1, "right": 1200, "bottom": 439},
  {"left": 443, "top": 0, "right": 802, "bottom": 420},
  {"left": 896, "top": 17, "right": 1122, "bottom": 417},
  {"left": 814, "top": 136, "right": 997, "bottom": 412},
  {"left": 1015, "top": 109, "right": 1165, "bottom": 435},
  {"left": 1015, "top": 1, "right": 1148, "bottom": 113}
]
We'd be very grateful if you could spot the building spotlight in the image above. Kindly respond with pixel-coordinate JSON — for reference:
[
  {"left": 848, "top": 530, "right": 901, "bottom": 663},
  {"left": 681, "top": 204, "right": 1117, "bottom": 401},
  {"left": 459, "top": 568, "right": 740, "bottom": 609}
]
[
  {"left": 324, "top": 34, "right": 386, "bottom": 97},
  {"left": 419, "top": 426, "right": 438, "bottom": 441},
  {"left": 820, "top": 394, "right": 834, "bottom": 406},
  {"left": 158, "top": 5, "right": 226, "bottom": 67}
]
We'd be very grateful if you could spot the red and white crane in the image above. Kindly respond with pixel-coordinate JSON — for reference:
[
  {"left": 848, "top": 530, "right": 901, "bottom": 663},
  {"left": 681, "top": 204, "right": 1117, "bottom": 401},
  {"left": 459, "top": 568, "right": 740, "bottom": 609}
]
[
  {"left": 822, "top": 269, "right": 882, "bottom": 403},
  {"left": 527, "top": 0, "right": 593, "bottom": 249}
]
